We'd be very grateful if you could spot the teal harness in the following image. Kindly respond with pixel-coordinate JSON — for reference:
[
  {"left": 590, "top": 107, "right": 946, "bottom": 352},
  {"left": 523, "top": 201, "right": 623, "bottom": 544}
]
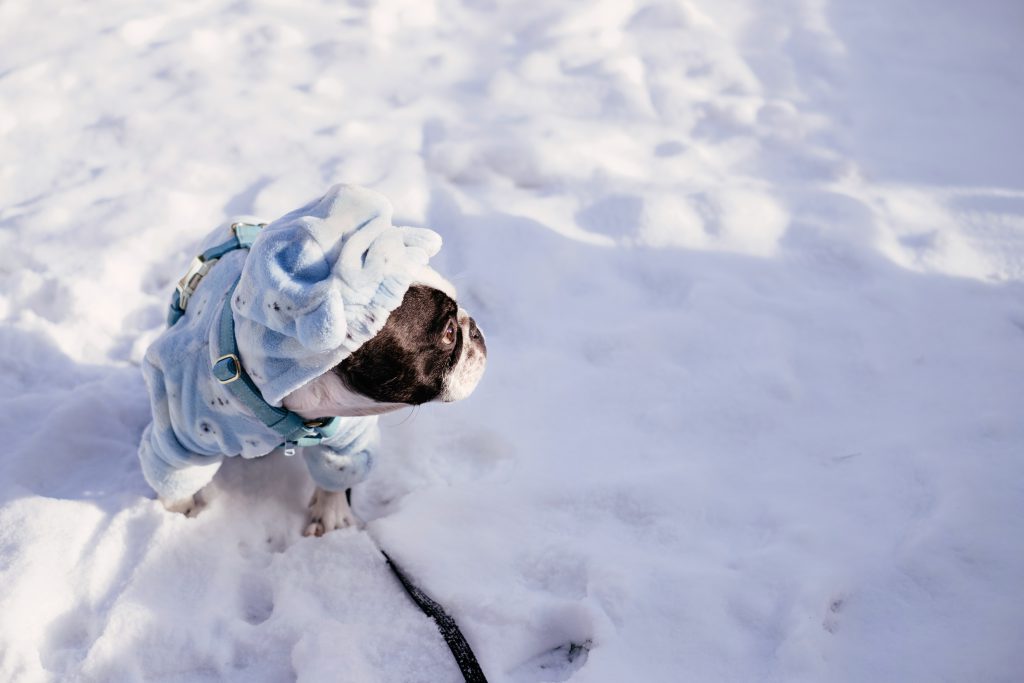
[{"left": 167, "top": 222, "right": 340, "bottom": 451}]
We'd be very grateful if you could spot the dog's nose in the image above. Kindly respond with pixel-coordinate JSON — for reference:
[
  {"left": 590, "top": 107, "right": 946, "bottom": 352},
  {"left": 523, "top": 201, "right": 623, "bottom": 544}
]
[{"left": 467, "top": 318, "right": 485, "bottom": 354}]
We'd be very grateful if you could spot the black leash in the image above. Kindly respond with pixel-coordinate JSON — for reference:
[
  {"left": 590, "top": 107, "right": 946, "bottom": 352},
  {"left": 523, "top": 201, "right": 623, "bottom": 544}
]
[
  {"left": 348, "top": 491, "right": 489, "bottom": 682},
  {"left": 381, "top": 550, "right": 488, "bottom": 683}
]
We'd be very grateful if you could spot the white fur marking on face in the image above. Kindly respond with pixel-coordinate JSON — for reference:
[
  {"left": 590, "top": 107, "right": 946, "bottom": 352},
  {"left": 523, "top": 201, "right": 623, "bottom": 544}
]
[
  {"left": 283, "top": 372, "right": 406, "bottom": 418},
  {"left": 441, "top": 310, "right": 486, "bottom": 402}
]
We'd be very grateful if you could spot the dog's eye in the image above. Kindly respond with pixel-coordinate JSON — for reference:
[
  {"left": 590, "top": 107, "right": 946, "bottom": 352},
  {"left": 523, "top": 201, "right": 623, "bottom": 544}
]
[{"left": 441, "top": 320, "right": 457, "bottom": 346}]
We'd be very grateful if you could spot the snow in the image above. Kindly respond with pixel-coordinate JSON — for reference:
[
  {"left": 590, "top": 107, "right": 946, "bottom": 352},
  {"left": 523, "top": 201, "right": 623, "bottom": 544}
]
[{"left": 1, "top": 0, "right": 1023, "bottom": 681}]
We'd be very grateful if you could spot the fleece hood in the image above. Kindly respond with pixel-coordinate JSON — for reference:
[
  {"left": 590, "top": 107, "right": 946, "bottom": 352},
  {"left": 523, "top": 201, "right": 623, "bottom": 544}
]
[{"left": 233, "top": 184, "right": 448, "bottom": 406}]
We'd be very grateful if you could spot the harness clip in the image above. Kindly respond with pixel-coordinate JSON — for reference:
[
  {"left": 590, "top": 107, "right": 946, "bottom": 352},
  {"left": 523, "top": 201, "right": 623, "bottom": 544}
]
[{"left": 176, "top": 255, "right": 216, "bottom": 313}]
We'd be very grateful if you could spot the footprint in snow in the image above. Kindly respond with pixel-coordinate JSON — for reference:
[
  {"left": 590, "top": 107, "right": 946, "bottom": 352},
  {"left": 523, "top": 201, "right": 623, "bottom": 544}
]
[
  {"left": 510, "top": 640, "right": 592, "bottom": 682},
  {"left": 239, "top": 572, "right": 275, "bottom": 626}
]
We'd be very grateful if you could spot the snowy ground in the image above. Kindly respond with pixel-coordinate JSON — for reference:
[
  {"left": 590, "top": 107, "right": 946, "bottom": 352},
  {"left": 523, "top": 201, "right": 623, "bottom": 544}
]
[{"left": 2, "top": 0, "right": 1023, "bottom": 681}]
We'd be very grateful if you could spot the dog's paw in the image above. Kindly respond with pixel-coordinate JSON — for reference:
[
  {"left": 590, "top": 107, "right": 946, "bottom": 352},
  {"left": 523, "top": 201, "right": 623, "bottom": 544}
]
[
  {"left": 161, "top": 491, "right": 206, "bottom": 518},
  {"left": 303, "top": 487, "right": 359, "bottom": 537}
]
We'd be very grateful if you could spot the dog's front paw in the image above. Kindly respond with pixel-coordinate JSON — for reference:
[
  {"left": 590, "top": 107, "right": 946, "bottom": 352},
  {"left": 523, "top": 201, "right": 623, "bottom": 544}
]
[
  {"left": 303, "top": 487, "right": 359, "bottom": 537},
  {"left": 161, "top": 491, "right": 206, "bottom": 518}
]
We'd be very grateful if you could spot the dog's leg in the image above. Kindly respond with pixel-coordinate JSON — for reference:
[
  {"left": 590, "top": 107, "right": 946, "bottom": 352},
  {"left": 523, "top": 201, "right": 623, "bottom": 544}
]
[
  {"left": 160, "top": 488, "right": 208, "bottom": 518},
  {"left": 139, "top": 427, "right": 222, "bottom": 519},
  {"left": 304, "top": 487, "right": 359, "bottom": 537},
  {"left": 300, "top": 442, "right": 373, "bottom": 536}
]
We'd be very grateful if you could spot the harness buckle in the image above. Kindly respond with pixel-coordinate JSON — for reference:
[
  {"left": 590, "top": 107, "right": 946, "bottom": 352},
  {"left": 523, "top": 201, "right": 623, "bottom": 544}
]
[
  {"left": 213, "top": 353, "right": 242, "bottom": 384},
  {"left": 230, "top": 221, "right": 267, "bottom": 231},
  {"left": 231, "top": 222, "right": 267, "bottom": 247},
  {"left": 176, "top": 255, "right": 215, "bottom": 313}
]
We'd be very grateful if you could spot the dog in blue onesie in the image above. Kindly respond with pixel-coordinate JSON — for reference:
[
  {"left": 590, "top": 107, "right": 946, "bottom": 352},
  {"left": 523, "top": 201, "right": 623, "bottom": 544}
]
[{"left": 138, "top": 185, "right": 487, "bottom": 535}]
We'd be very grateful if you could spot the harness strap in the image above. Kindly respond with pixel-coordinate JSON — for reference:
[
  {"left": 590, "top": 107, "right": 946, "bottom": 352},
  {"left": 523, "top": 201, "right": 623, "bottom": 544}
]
[
  {"left": 213, "top": 280, "right": 340, "bottom": 447},
  {"left": 167, "top": 221, "right": 339, "bottom": 449},
  {"left": 168, "top": 222, "right": 264, "bottom": 326}
]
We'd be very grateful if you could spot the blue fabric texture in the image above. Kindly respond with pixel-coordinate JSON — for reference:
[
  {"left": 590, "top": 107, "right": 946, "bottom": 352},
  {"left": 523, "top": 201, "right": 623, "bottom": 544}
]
[{"left": 138, "top": 184, "right": 442, "bottom": 501}]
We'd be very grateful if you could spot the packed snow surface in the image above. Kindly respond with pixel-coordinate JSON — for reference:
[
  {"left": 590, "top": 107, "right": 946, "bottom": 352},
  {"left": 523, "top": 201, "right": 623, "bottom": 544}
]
[{"left": 2, "top": 0, "right": 1023, "bottom": 681}]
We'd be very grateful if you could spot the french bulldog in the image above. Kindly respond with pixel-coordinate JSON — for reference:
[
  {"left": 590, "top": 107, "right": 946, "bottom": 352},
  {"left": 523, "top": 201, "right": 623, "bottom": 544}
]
[{"left": 138, "top": 185, "right": 486, "bottom": 536}]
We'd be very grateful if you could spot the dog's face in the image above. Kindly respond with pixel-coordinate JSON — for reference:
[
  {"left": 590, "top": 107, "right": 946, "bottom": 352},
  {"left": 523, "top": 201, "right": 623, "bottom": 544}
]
[
  {"left": 339, "top": 285, "right": 487, "bottom": 405},
  {"left": 283, "top": 285, "right": 487, "bottom": 418}
]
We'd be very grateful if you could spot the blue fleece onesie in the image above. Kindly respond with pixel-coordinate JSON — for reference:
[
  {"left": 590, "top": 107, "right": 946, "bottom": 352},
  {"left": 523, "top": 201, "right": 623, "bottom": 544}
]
[{"left": 138, "top": 185, "right": 446, "bottom": 501}]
